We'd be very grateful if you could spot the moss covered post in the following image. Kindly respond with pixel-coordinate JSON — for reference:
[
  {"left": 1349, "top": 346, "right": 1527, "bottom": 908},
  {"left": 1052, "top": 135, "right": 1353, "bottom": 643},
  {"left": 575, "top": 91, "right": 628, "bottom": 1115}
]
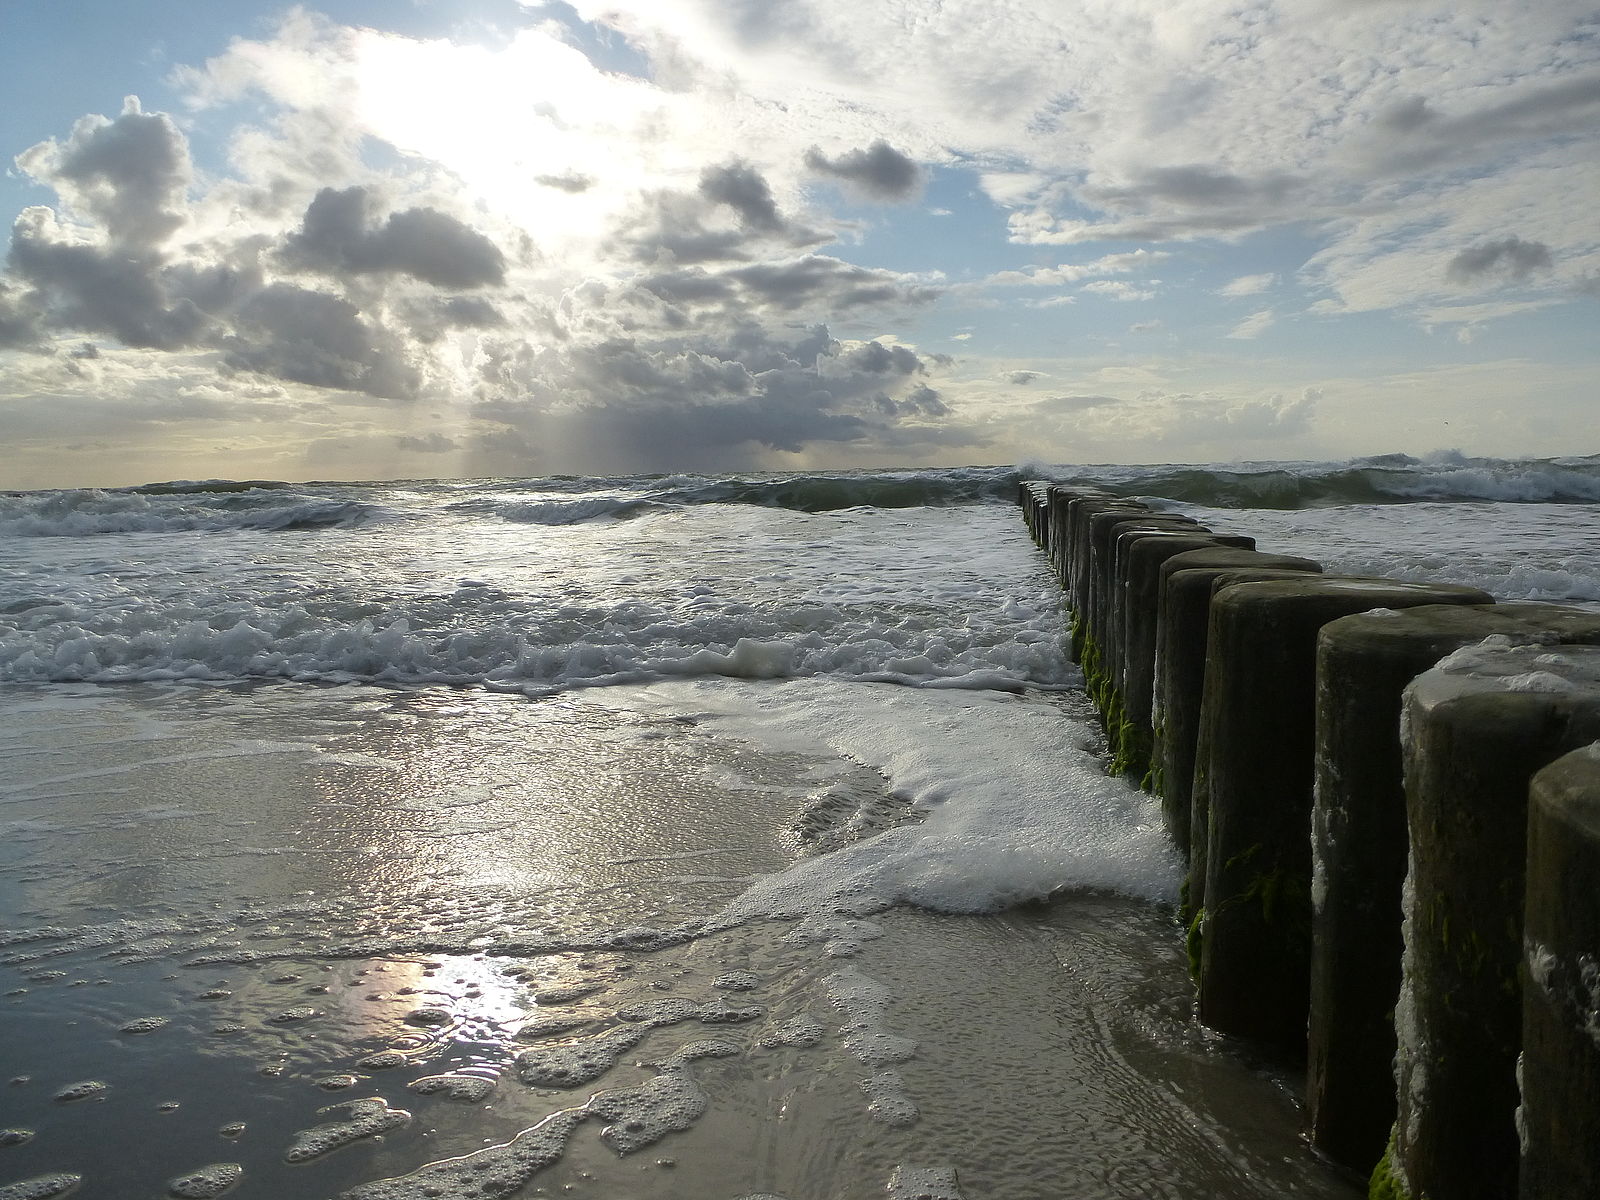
[
  {"left": 1385, "top": 643, "right": 1600, "bottom": 1200},
  {"left": 1309, "top": 604, "right": 1600, "bottom": 1173},
  {"left": 1194, "top": 577, "right": 1492, "bottom": 1055},
  {"left": 1521, "top": 740, "right": 1600, "bottom": 1199},
  {"left": 1066, "top": 499, "right": 1146, "bottom": 662},
  {"left": 1151, "top": 552, "right": 1322, "bottom": 881},
  {"left": 1107, "top": 534, "right": 1254, "bottom": 780}
]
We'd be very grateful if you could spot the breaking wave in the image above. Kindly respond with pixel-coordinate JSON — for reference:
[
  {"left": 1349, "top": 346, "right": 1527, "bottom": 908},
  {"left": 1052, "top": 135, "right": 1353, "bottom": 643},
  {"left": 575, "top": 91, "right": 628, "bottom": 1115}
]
[{"left": 1033, "top": 452, "right": 1600, "bottom": 508}]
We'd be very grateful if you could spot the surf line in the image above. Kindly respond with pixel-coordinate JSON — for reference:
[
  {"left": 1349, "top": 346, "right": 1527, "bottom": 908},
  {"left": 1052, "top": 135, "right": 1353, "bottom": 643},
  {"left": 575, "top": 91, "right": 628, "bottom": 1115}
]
[{"left": 1020, "top": 480, "right": 1600, "bottom": 1200}]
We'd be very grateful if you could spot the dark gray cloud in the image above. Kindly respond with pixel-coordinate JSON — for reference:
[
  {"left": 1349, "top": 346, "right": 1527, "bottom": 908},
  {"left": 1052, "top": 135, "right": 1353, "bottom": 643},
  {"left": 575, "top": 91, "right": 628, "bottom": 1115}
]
[
  {"left": 1005, "top": 370, "right": 1044, "bottom": 384},
  {"left": 1364, "top": 72, "right": 1600, "bottom": 173},
  {"left": 1091, "top": 164, "right": 1300, "bottom": 210},
  {"left": 222, "top": 283, "right": 420, "bottom": 399},
  {"left": 283, "top": 186, "right": 506, "bottom": 288},
  {"left": 395, "top": 431, "right": 459, "bottom": 453},
  {"left": 467, "top": 322, "right": 975, "bottom": 473},
  {"left": 726, "top": 256, "right": 942, "bottom": 310},
  {"left": 15, "top": 99, "right": 190, "bottom": 249},
  {"left": 0, "top": 279, "right": 44, "bottom": 349},
  {"left": 803, "top": 140, "right": 922, "bottom": 201},
  {"left": 623, "top": 166, "right": 831, "bottom": 265},
  {"left": 1375, "top": 95, "right": 1436, "bottom": 133},
  {"left": 8, "top": 214, "right": 208, "bottom": 350},
  {"left": 400, "top": 295, "right": 507, "bottom": 343},
  {"left": 699, "top": 162, "right": 783, "bottom": 231},
  {"left": 637, "top": 254, "right": 942, "bottom": 316},
  {"left": 1446, "top": 236, "right": 1554, "bottom": 284}
]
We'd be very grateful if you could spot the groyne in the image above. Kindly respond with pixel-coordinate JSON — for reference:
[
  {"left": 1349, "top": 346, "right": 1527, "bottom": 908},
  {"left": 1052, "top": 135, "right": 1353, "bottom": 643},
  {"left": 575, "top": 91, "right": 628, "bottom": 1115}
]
[{"left": 1019, "top": 481, "right": 1600, "bottom": 1198}]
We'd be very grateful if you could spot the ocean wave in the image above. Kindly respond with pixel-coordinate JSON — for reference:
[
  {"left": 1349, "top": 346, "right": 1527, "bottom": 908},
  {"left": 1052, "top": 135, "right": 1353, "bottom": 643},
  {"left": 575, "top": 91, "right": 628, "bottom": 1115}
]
[
  {"left": 445, "top": 467, "right": 1025, "bottom": 516},
  {"left": 0, "top": 594, "right": 1075, "bottom": 693},
  {"left": 0, "top": 487, "right": 386, "bottom": 536},
  {"left": 446, "top": 495, "right": 674, "bottom": 524},
  {"left": 127, "top": 478, "right": 296, "bottom": 495},
  {"left": 1034, "top": 453, "right": 1600, "bottom": 508}
]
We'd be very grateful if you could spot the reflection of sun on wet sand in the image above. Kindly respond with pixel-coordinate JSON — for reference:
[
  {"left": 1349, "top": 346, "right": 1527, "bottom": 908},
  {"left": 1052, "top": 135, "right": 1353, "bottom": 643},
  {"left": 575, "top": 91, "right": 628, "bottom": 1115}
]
[{"left": 0, "top": 681, "right": 1359, "bottom": 1200}]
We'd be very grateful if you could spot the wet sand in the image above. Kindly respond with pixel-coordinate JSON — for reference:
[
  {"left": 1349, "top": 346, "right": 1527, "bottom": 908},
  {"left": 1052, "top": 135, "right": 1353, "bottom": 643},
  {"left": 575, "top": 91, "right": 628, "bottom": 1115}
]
[{"left": 0, "top": 682, "right": 1361, "bottom": 1199}]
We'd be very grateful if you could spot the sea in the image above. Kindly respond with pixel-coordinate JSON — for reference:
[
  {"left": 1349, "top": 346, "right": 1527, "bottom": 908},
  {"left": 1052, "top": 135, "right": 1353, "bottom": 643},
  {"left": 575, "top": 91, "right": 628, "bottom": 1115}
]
[{"left": 2, "top": 452, "right": 1597, "bottom": 1200}]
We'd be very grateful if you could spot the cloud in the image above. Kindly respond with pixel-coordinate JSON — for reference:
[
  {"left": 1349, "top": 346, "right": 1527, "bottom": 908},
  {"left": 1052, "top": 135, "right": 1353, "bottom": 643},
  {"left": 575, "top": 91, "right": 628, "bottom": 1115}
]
[
  {"left": 699, "top": 162, "right": 785, "bottom": 232},
  {"left": 7, "top": 208, "right": 210, "bottom": 350},
  {"left": 1091, "top": 165, "right": 1301, "bottom": 211},
  {"left": 803, "top": 140, "right": 922, "bottom": 200},
  {"left": 0, "top": 279, "right": 44, "bottom": 349},
  {"left": 1037, "top": 394, "right": 1119, "bottom": 412},
  {"left": 1445, "top": 236, "right": 1554, "bottom": 284},
  {"left": 1177, "top": 389, "right": 1317, "bottom": 440},
  {"left": 283, "top": 186, "right": 507, "bottom": 289},
  {"left": 221, "top": 283, "right": 421, "bottom": 399},
  {"left": 1080, "top": 280, "right": 1156, "bottom": 302},
  {"left": 621, "top": 165, "right": 833, "bottom": 265},
  {"left": 467, "top": 324, "right": 979, "bottom": 472},
  {"left": 1005, "top": 369, "right": 1043, "bottom": 384},
  {"left": 15, "top": 97, "right": 190, "bottom": 249},
  {"left": 535, "top": 173, "right": 595, "bottom": 193},
  {"left": 1359, "top": 71, "right": 1600, "bottom": 174},
  {"left": 1218, "top": 273, "right": 1276, "bottom": 298},
  {"left": 1226, "top": 309, "right": 1275, "bottom": 339},
  {"left": 395, "top": 431, "right": 459, "bottom": 453},
  {"left": 984, "top": 249, "right": 1168, "bottom": 288}
]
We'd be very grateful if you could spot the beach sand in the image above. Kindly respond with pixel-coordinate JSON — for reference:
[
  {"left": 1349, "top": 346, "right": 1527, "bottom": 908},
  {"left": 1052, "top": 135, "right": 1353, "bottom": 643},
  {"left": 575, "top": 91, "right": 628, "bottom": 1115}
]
[{"left": 0, "top": 682, "right": 1360, "bottom": 1199}]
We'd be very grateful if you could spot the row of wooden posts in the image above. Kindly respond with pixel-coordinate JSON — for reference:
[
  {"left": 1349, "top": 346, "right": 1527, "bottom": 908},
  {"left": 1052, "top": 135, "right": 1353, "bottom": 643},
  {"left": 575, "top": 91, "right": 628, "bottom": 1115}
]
[{"left": 1019, "top": 481, "right": 1600, "bottom": 1200}]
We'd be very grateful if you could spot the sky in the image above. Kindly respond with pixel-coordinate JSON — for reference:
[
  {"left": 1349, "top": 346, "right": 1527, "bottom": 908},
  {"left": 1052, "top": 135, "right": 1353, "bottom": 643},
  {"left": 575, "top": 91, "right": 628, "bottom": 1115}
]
[{"left": 1, "top": 0, "right": 1597, "bottom": 488}]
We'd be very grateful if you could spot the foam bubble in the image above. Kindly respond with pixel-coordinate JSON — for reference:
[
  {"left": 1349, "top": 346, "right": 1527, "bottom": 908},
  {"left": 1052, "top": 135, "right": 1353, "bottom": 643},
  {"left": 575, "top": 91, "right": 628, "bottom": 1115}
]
[
  {"left": 0, "top": 1174, "right": 83, "bottom": 1200},
  {"left": 120, "top": 1016, "right": 169, "bottom": 1035},
  {"left": 339, "top": 1108, "right": 581, "bottom": 1200},
  {"left": 284, "top": 1098, "right": 410, "bottom": 1164},
  {"left": 712, "top": 971, "right": 760, "bottom": 991},
  {"left": 887, "top": 1165, "right": 965, "bottom": 1200},
  {"left": 532, "top": 982, "right": 606, "bottom": 1005},
  {"left": 617, "top": 998, "right": 701, "bottom": 1027},
  {"left": 165, "top": 1162, "right": 243, "bottom": 1198},
  {"left": 317, "top": 1075, "right": 360, "bottom": 1091},
  {"left": 0, "top": 1129, "right": 36, "bottom": 1147},
  {"left": 515, "top": 1013, "right": 596, "bottom": 1040},
  {"left": 758, "top": 1017, "right": 825, "bottom": 1049},
  {"left": 401, "top": 1006, "right": 452, "bottom": 1026},
  {"left": 584, "top": 1043, "right": 737, "bottom": 1156},
  {"left": 355, "top": 1051, "right": 408, "bottom": 1071},
  {"left": 827, "top": 969, "right": 916, "bottom": 1067},
  {"left": 514, "top": 1025, "right": 646, "bottom": 1088},
  {"left": 407, "top": 1074, "right": 497, "bottom": 1103},
  {"left": 267, "top": 1006, "right": 317, "bottom": 1024},
  {"left": 861, "top": 1070, "right": 919, "bottom": 1126},
  {"left": 52, "top": 1080, "right": 107, "bottom": 1103}
]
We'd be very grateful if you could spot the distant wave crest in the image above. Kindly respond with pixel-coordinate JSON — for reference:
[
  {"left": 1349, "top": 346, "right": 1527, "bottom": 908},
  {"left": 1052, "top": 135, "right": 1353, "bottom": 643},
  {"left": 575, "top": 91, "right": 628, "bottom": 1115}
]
[
  {"left": 446, "top": 467, "right": 1026, "bottom": 520},
  {"left": 0, "top": 487, "right": 385, "bottom": 536},
  {"left": 1034, "top": 453, "right": 1600, "bottom": 508}
]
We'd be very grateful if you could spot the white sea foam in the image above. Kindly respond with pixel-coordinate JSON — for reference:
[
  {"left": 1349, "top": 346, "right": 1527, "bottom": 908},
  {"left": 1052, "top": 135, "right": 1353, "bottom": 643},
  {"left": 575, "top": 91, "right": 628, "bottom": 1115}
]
[
  {"left": 1, "top": 501, "right": 1074, "bottom": 691},
  {"left": 1172, "top": 500, "right": 1600, "bottom": 606}
]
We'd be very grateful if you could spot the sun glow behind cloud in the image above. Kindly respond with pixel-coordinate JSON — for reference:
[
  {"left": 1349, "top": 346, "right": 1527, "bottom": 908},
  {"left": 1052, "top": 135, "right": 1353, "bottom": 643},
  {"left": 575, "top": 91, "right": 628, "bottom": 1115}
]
[{"left": 349, "top": 26, "right": 678, "bottom": 247}]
